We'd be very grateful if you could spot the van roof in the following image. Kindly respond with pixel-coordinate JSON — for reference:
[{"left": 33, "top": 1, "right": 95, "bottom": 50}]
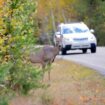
[
  {"left": 59, "top": 22, "right": 85, "bottom": 26},
  {"left": 58, "top": 22, "right": 88, "bottom": 29}
]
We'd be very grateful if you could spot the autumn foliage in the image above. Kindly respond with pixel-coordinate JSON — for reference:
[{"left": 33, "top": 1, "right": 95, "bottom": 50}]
[
  {"left": 0, "top": 1, "right": 42, "bottom": 101},
  {"left": 36, "top": 0, "right": 105, "bottom": 45}
]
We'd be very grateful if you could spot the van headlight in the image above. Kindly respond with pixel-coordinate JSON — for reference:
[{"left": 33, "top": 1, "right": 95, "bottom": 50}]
[
  {"left": 90, "top": 36, "right": 95, "bottom": 41},
  {"left": 89, "top": 36, "right": 97, "bottom": 43},
  {"left": 91, "top": 37, "right": 94, "bottom": 39}
]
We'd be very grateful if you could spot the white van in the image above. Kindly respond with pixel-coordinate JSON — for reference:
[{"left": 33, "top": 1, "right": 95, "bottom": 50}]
[{"left": 54, "top": 22, "right": 97, "bottom": 55}]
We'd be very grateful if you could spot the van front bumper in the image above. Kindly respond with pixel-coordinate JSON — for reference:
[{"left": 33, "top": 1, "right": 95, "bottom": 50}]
[{"left": 62, "top": 43, "right": 96, "bottom": 50}]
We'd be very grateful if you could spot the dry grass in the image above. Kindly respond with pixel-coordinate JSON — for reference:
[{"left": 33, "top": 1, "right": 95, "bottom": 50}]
[{"left": 9, "top": 59, "right": 105, "bottom": 105}]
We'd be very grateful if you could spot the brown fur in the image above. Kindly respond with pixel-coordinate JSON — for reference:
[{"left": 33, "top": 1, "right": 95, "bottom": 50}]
[{"left": 29, "top": 45, "right": 60, "bottom": 81}]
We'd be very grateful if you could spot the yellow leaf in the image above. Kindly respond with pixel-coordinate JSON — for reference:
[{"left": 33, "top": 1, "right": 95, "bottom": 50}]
[{"left": 0, "top": 38, "right": 4, "bottom": 44}]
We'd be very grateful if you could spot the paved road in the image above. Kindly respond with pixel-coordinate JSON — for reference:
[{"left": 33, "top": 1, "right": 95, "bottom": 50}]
[{"left": 58, "top": 47, "right": 105, "bottom": 75}]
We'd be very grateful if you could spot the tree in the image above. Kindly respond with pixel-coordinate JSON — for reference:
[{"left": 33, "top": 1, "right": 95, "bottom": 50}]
[
  {"left": 0, "top": 0, "right": 42, "bottom": 97},
  {"left": 35, "top": 0, "right": 105, "bottom": 45}
]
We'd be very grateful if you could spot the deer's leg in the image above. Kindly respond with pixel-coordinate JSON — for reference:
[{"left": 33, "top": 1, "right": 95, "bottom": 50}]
[
  {"left": 47, "top": 62, "right": 51, "bottom": 81},
  {"left": 48, "top": 68, "right": 50, "bottom": 81},
  {"left": 42, "top": 63, "right": 46, "bottom": 82},
  {"left": 47, "top": 58, "right": 55, "bottom": 81}
]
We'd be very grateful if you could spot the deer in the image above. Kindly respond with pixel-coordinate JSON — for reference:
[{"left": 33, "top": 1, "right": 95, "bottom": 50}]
[{"left": 29, "top": 44, "right": 60, "bottom": 82}]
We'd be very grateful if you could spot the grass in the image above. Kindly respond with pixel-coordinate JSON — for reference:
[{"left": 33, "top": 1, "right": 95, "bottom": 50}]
[{"left": 9, "top": 59, "right": 105, "bottom": 105}]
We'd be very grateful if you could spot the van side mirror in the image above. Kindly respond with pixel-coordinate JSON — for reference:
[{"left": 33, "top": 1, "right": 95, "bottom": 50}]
[
  {"left": 55, "top": 31, "right": 61, "bottom": 38},
  {"left": 90, "top": 29, "right": 94, "bottom": 33}
]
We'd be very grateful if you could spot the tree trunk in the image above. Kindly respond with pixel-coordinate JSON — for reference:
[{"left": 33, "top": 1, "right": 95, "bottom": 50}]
[
  {"left": 50, "top": 9, "right": 56, "bottom": 33},
  {"left": 62, "top": 9, "right": 67, "bottom": 23}
]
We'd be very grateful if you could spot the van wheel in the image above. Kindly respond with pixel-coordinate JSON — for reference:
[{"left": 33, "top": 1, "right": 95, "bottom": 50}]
[
  {"left": 61, "top": 48, "right": 66, "bottom": 55},
  {"left": 82, "top": 49, "right": 87, "bottom": 53},
  {"left": 91, "top": 46, "right": 96, "bottom": 53}
]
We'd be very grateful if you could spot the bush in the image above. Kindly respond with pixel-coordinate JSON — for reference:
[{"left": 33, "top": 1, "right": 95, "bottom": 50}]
[{"left": 0, "top": 0, "right": 43, "bottom": 97}]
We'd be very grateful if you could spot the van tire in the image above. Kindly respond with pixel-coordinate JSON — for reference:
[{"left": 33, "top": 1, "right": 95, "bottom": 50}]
[
  {"left": 61, "top": 48, "right": 66, "bottom": 55},
  {"left": 91, "top": 46, "right": 96, "bottom": 53},
  {"left": 82, "top": 49, "right": 87, "bottom": 53}
]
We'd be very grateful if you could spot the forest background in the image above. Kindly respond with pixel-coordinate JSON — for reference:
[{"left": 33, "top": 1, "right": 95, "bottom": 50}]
[{"left": 0, "top": 0, "right": 105, "bottom": 104}]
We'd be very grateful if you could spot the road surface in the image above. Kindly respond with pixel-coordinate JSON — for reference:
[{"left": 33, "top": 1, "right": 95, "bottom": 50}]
[{"left": 58, "top": 47, "right": 105, "bottom": 75}]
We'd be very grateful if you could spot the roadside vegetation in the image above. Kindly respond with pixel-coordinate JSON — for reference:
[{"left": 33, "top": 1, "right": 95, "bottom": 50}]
[
  {"left": 0, "top": 0, "right": 42, "bottom": 104},
  {"left": 10, "top": 59, "right": 105, "bottom": 105},
  {"left": 0, "top": 0, "right": 105, "bottom": 105}
]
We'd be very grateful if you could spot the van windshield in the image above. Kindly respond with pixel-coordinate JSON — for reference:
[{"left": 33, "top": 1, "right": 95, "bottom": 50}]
[
  {"left": 73, "top": 27, "right": 89, "bottom": 33},
  {"left": 62, "top": 26, "right": 89, "bottom": 34},
  {"left": 62, "top": 27, "right": 73, "bottom": 34}
]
